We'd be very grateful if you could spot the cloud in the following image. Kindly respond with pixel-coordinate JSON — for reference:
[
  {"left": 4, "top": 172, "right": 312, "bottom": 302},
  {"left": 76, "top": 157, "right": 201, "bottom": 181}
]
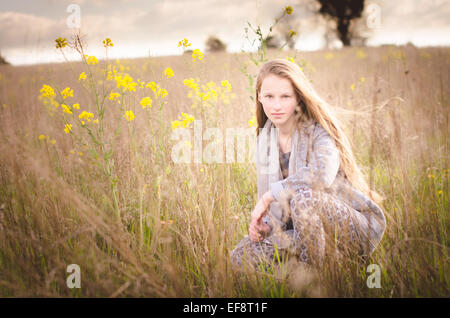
[{"left": 0, "top": 11, "right": 68, "bottom": 49}]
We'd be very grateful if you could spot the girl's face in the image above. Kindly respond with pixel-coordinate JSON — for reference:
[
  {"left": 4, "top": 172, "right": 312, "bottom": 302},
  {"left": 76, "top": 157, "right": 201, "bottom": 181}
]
[{"left": 258, "top": 74, "right": 298, "bottom": 129}]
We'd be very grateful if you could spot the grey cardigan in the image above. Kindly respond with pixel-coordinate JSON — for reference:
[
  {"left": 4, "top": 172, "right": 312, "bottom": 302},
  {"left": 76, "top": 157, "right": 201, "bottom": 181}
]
[{"left": 256, "top": 118, "right": 386, "bottom": 256}]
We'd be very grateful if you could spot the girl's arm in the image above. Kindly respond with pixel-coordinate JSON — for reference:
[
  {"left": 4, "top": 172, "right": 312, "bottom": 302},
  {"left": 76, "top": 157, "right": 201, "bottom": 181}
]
[{"left": 269, "top": 124, "right": 340, "bottom": 202}]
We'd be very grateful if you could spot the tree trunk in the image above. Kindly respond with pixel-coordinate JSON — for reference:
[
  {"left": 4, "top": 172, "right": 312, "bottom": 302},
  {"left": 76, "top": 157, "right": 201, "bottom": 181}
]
[{"left": 337, "top": 19, "right": 351, "bottom": 46}]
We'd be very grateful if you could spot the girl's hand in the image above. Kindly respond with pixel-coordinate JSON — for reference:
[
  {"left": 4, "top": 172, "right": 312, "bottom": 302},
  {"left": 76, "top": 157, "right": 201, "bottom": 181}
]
[
  {"left": 249, "top": 195, "right": 272, "bottom": 242},
  {"left": 249, "top": 214, "right": 270, "bottom": 242}
]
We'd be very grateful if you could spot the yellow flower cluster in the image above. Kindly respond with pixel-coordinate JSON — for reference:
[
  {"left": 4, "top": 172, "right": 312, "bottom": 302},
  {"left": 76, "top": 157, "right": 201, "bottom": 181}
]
[
  {"left": 183, "top": 78, "right": 235, "bottom": 108},
  {"left": 103, "top": 38, "right": 114, "bottom": 48},
  {"left": 146, "top": 81, "right": 168, "bottom": 99},
  {"left": 40, "top": 85, "right": 56, "bottom": 98},
  {"left": 38, "top": 84, "right": 59, "bottom": 114},
  {"left": 55, "top": 37, "right": 68, "bottom": 49},
  {"left": 115, "top": 74, "right": 137, "bottom": 92},
  {"left": 85, "top": 55, "right": 99, "bottom": 65},
  {"left": 164, "top": 67, "right": 174, "bottom": 79},
  {"left": 79, "top": 111, "right": 94, "bottom": 122},
  {"left": 124, "top": 110, "right": 135, "bottom": 121},
  {"left": 61, "top": 87, "right": 74, "bottom": 99},
  {"left": 192, "top": 49, "right": 204, "bottom": 62},
  {"left": 64, "top": 124, "right": 72, "bottom": 134},
  {"left": 79, "top": 72, "right": 87, "bottom": 81},
  {"left": 248, "top": 116, "right": 256, "bottom": 128},
  {"left": 171, "top": 112, "right": 195, "bottom": 131},
  {"left": 38, "top": 134, "right": 56, "bottom": 144},
  {"left": 221, "top": 80, "right": 232, "bottom": 92},
  {"left": 140, "top": 97, "right": 152, "bottom": 109},
  {"left": 109, "top": 92, "right": 121, "bottom": 101},
  {"left": 178, "top": 38, "right": 191, "bottom": 48},
  {"left": 285, "top": 6, "right": 293, "bottom": 15},
  {"left": 61, "top": 104, "right": 73, "bottom": 114}
]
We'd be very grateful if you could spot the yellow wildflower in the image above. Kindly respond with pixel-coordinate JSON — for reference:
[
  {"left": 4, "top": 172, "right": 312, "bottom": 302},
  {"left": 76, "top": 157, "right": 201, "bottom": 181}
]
[
  {"left": 285, "top": 6, "right": 293, "bottom": 15},
  {"left": 64, "top": 124, "right": 72, "bottom": 134},
  {"left": 360, "top": 76, "right": 365, "bottom": 83},
  {"left": 192, "top": 49, "right": 204, "bottom": 62},
  {"left": 93, "top": 119, "right": 99, "bottom": 124},
  {"left": 85, "top": 55, "right": 99, "bottom": 65},
  {"left": 78, "top": 72, "right": 86, "bottom": 81},
  {"left": 350, "top": 83, "right": 355, "bottom": 91},
  {"left": 286, "top": 57, "right": 295, "bottom": 64},
  {"left": 115, "top": 74, "right": 137, "bottom": 92},
  {"left": 72, "top": 103, "right": 80, "bottom": 110},
  {"left": 61, "top": 87, "right": 74, "bottom": 99},
  {"left": 102, "top": 38, "right": 113, "bottom": 48},
  {"left": 124, "top": 110, "right": 135, "bottom": 121},
  {"left": 55, "top": 37, "right": 68, "bottom": 49},
  {"left": 248, "top": 116, "right": 256, "bottom": 128},
  {"left": 40, "top": 85, "right": 56, "bottom": 98},
  {"left": 146, "top": 81, "right": 157, "bottom": 93},
  {"left": 164, "top": 67, "right": 174, "bottom": 79},
  {"left": 289, "top": 30, "right": 297, "bottom": 37},
  {"left": 180, "top": 112, "right": 195, "bottom": 128},
  {"left": 171, "top": 112, "right": 195, "bottom": 130},
  {"left": 109, "top": 92, "right": 120, "bottom": 101},
  {"left": 157, "top": 88, "right": 168, "bottom": 99},
  {"left": 178, "top": 38, "right": 191, "bottom": 48},
  {"left": 171, "top": 120, "right": 181, "bottom": 131},
  {"left": 38, "top": 134, "right": 46, "bottom": 140},
  {"left": 140, "top": 97, "right": 152, "bottom": 109},
  {"left": 79, "top": 111, "right": 94, "bottom": 122},
  {"left": 221, "top": 80, "right": 232, "bottom": 92},
  {"left": 50, "top": 139, "right": 56, "bottom": 145},
  {"left": 61, "top": 104, "right": 72, "bottom": 115}
]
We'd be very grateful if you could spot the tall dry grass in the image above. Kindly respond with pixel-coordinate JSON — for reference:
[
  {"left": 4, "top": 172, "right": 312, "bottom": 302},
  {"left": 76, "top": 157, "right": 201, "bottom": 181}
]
[{"left": 0, "top": 43, "right": 448, "bottom": 297}]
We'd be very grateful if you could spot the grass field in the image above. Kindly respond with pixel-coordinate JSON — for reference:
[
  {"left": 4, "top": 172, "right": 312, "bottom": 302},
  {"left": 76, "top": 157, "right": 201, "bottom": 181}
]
[{"left": 0, "top": 37, "right": 448, "bottom": 297}]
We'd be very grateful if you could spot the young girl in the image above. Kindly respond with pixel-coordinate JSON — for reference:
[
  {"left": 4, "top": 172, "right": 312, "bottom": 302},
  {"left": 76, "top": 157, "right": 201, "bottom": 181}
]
[{"left": 230, "top": 59, "right": 386, "bottom": 270}]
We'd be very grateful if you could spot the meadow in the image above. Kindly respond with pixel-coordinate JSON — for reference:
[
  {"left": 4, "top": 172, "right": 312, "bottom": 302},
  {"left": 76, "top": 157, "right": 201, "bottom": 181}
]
[{"left": 0, "top": 34, "right": 448, "bottom": 297}]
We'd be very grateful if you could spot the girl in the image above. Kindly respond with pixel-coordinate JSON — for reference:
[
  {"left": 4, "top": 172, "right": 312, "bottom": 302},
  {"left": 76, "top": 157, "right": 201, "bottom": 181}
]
[{"left": 230, "top": 59, "right": 386, "bottom": 270}]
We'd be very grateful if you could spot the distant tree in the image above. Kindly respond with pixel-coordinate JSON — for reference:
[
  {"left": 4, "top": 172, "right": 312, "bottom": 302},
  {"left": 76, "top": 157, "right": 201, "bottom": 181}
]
[
  {"left": 205, "top": 36, "right": 227, "bottom": 52},
  {"left": 264, "top": 35, "right": 282, "bottom": 49},
  {"left": 316, "top": 0, "right": 365, "bottom": 46},
  {"left": 0, "top": 52, "right": 10, "bottom": 65}
]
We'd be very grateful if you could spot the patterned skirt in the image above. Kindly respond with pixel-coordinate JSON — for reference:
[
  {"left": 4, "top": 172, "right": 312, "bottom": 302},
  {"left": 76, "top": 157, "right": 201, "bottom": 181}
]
[{"left": 230, "top": 185, "right": 371, "bottom": 270}]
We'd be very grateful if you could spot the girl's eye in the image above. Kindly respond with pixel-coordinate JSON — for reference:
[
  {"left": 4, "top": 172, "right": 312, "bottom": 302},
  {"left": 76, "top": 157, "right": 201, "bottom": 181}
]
[
  {"left": 266, "top": 95, "right": 273, "bottom": 99},
  {"left": 282, "top": 95, "right": 291, "bottom": 98}
]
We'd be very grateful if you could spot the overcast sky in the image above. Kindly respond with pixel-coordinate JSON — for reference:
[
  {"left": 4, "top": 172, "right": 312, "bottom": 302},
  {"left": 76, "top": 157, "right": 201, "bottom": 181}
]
[{"left": 1, "top": 0, "right": 449, "bottom": 65}]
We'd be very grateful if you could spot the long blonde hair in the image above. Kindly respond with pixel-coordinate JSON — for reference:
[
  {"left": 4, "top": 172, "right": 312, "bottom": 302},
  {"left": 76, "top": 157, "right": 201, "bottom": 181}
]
[{"left": 255, "top": 58, "right": 384, "bottom": 205}]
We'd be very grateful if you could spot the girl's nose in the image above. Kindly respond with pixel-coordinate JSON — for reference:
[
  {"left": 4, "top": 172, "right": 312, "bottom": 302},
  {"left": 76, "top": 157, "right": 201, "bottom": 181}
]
[{"left": 273, "top": 98, "right": 282, "bottom": 109}]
